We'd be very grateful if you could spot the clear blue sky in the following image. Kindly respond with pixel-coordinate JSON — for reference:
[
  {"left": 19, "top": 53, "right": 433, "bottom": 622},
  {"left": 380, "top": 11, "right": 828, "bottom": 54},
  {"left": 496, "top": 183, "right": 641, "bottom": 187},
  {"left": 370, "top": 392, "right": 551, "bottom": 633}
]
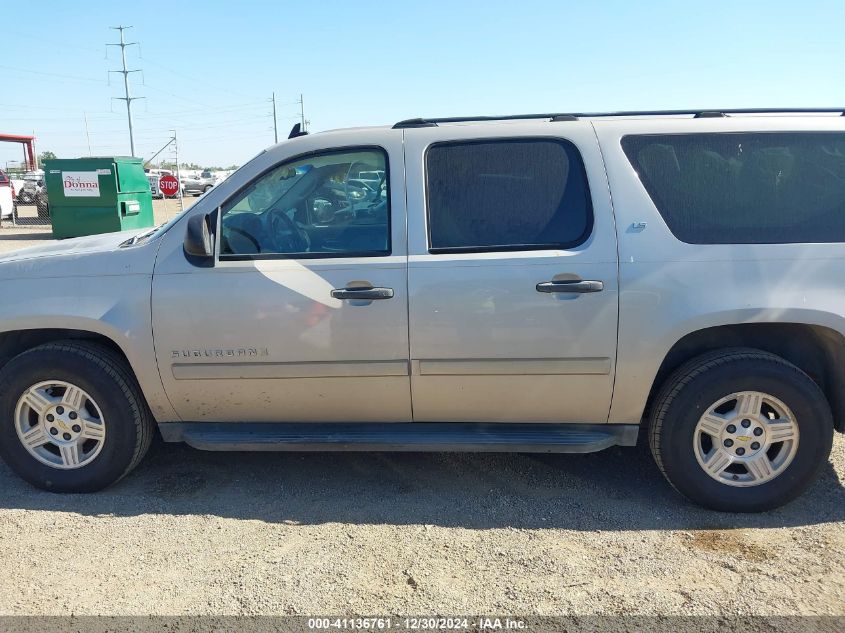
[{"left": 2, "top": 0, "right": 843, "bottom": 168}]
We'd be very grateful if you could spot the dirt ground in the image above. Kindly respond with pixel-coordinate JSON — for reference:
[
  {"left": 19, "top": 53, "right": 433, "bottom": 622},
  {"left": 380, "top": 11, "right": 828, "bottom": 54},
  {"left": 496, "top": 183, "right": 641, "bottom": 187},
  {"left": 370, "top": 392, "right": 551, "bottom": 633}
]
[{"left": 0, "top": 205, "right": 842, "bottom": 618}]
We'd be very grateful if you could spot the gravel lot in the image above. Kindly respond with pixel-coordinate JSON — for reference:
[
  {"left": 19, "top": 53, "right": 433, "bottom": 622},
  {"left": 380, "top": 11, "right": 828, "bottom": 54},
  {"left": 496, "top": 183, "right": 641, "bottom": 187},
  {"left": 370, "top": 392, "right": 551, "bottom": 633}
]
[{"left": 0, "top": 205, "right": 842, "bottom": 618}]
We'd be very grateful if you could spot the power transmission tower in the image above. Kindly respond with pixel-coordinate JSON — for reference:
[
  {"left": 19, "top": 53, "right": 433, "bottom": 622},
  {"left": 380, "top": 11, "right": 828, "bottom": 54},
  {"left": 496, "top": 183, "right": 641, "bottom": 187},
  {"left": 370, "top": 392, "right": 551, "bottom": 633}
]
[
  {"left": 299, "top": 93, "right": 307, "bottom": 132},
  {"left": 108, "top": 26, "right": 143, "bottom": 156}
]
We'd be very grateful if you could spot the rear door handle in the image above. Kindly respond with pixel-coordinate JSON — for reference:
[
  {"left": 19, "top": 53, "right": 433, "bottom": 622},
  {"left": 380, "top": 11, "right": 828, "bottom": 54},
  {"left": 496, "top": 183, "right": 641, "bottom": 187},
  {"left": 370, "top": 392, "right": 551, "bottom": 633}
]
[
  {"left": 536, "top": 280, "right": 604, "bottom": 294},
  {"left": 331, "top": 287, "right": 394, "bottom": 300}
]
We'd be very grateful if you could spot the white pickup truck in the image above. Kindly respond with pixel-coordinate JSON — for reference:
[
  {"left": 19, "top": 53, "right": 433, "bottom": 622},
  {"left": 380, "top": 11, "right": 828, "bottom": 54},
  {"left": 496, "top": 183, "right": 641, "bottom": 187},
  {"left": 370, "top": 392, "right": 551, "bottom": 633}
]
[
  {"left": 0, "top": 109, "right": 842, "bottom": 512},
  {"left": 146, "top": 168, "right": 183, "bottom": 198},
  {"left": 0, "top": 170, "right": 15, "bottom": 220}
]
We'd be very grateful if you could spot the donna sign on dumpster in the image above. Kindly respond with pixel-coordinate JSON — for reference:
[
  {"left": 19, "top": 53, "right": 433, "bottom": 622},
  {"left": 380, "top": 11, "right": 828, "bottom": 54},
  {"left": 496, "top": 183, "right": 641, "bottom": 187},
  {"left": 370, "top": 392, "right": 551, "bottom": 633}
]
[{"left": 62, "top": 171, "right": 103, "bottom": 197}]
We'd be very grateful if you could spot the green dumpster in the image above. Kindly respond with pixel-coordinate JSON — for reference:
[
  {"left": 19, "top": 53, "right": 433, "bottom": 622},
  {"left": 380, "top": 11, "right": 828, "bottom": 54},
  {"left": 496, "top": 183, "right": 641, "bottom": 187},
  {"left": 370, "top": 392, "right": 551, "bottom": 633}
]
[{"left": 43, "top": 157, "right": 154, "bottom": 239}]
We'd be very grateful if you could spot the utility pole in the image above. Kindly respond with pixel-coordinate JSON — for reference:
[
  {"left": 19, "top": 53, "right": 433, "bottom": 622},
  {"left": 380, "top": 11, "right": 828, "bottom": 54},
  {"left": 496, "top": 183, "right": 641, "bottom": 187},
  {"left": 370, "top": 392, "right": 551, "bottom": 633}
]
[
  {"left": 300, "top": 93, "right": 306, "bottom": 132},
  {"left": 107, "top": 26, "right": 143, "bottom": 156},
  {"left": 272, "top": 92, "right": 278, "bottom": 143},
  {"left": 172, "top": 130, "right": 183, "bottom": 212},
  {"left": 83, "top": 112, "right": 92, "bottom": 156}
]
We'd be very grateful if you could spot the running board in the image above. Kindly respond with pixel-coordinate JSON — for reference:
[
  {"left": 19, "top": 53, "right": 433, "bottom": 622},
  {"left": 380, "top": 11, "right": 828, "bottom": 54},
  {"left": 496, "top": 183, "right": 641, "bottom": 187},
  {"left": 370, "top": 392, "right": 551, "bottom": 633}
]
[{"left": 158, "top": 422, "right": 639, "bottom": 453}]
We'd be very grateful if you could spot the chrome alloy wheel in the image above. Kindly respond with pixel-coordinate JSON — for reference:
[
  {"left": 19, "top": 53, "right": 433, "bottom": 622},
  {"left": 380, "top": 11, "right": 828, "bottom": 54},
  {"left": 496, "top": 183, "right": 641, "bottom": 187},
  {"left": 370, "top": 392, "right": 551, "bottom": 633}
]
[
  {"left": 694, "top": 391, "right": 799, "bottom": 487},
  {"left": 14, "top": 380, "right": 106, "bottom": 469}
]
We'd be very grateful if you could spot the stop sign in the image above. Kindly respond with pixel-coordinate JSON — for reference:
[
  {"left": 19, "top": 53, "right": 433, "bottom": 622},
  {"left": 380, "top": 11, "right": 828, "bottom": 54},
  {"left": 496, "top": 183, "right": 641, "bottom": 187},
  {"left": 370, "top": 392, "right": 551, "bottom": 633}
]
[{"left": 159, "top": 174, "right": 180, "bottom": 197}]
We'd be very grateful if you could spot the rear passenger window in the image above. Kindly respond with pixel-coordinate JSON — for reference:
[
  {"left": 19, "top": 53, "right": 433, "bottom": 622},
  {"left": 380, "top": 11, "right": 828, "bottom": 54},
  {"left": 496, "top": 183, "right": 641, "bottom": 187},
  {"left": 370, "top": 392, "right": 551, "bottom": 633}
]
[
  {"left": 622, "top": 132, "right": 845, "bottom": 244},
  {"left": 426, "top": 139, "right": 592, "bottom": 252}
]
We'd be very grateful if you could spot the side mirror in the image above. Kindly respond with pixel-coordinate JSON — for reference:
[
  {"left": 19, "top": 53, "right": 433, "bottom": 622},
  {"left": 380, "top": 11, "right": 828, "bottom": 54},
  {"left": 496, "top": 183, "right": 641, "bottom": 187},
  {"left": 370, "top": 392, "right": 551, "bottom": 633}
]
[{"left": 184, "top": 213, "right": 214, "bottom": 260}]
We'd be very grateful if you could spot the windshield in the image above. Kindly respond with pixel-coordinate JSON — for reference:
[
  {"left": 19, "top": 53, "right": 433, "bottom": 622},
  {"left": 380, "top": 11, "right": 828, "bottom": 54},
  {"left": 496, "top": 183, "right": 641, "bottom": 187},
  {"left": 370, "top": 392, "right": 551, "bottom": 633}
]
[{"left": 124, "top": 151, "right": 265, "bottom": 246}]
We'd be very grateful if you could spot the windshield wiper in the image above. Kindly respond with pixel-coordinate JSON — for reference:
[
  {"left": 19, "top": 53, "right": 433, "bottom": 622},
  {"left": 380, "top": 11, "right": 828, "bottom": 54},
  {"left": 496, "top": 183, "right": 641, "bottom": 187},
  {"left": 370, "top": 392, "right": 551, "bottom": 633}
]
[{"left": 120, "top": 224, "right": 163, "bottom": 247}]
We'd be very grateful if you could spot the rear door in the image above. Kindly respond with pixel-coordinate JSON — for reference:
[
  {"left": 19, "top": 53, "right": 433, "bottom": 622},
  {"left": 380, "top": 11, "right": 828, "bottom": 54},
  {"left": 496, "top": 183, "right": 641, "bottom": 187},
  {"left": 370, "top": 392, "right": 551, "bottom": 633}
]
[{"left": 404, "top": 122, "right": 619, "bottom": 423}]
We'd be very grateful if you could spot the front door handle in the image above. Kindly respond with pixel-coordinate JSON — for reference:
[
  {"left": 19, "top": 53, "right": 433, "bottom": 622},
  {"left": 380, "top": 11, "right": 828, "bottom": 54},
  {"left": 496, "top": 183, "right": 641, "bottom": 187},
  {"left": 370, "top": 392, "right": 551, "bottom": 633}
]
[
  {"left": 331, "top": 287, "right": 395, "bottom": 300},
  {"left": 536, "top": 280, "right": 604, "bottom": 294}
]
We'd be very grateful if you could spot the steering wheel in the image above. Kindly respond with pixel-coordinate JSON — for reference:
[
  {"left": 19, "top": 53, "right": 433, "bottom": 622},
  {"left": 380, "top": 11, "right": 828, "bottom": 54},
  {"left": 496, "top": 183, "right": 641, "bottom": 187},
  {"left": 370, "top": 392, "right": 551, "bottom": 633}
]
[
  {"left": 225, "top": 226, "right": 261, "bottom": 253},
  {"left": 267, "top": 208, "right": 309, "bottom": 253}
]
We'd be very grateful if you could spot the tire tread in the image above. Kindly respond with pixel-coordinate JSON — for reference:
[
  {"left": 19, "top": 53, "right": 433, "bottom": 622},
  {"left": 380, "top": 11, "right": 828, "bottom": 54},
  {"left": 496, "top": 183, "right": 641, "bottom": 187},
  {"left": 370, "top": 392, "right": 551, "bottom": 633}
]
[
  {"left": 5, "top": 340, "right": 154, "bottom": 484},
  {"left": 648, "top": 347, "right": 822, "bottom": 498}
]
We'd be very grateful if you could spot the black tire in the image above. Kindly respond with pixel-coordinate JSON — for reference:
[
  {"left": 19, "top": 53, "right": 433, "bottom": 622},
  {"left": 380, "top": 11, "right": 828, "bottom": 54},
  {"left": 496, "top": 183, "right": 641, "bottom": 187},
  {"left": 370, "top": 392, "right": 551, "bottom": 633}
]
[
  {"left": 0, "top": 341, "right": 154, "bottom": 492},
  {"left": 203, "top": 185, "right": 212, "bottom": 193},
  {"left": 648, "top": 348, "right": 834, "bottom": 512}
]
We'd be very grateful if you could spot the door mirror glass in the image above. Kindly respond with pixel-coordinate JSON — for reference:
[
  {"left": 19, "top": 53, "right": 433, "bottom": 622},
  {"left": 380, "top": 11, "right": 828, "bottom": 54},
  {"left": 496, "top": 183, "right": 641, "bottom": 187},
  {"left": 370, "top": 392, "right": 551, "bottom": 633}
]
[{"left": 184, "top": 213, "right": 214, "bottom": 259}]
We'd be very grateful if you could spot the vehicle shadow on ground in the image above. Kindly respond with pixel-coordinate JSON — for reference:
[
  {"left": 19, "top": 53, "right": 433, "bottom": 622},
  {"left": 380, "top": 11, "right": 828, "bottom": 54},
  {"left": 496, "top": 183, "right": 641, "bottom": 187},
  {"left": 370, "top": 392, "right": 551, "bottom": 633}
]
[
  {"left": 0, "top": 231, "right": 53, "bottom": 240},
  {"left": 0, "top": 438, "right": 841, "bottom": 530}
]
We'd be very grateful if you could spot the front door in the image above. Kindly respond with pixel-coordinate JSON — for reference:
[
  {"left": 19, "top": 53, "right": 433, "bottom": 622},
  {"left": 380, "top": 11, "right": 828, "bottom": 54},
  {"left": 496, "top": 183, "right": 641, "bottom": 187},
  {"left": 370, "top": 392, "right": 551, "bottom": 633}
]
[
  {"left": 404, "top": 123, "right": 619, "bottom": 423},
  {"left": 152, "top": 136, "right": 411, "bottom": 422}
]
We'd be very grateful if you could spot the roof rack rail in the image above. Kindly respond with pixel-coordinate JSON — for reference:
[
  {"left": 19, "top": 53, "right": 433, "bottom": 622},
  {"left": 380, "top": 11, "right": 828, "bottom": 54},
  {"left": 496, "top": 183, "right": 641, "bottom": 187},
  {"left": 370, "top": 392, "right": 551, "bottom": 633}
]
[
  {"left": 393, "top": 108, "right": 845, "bottom": 128},
  {"left": 393, "top": 113, "right": 575, "bottom": 128}
]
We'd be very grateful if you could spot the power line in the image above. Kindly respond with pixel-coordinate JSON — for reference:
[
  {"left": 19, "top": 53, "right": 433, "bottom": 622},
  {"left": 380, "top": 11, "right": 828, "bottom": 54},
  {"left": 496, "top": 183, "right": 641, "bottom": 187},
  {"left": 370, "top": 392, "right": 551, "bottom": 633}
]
[
  {"left": 0, "top": 64, "right": 103, "bottom": 84},
  {"left": 139, "top": 82, "right": 214, "bottom": 109},
  {"left": 107, "top": 26, "right": 143, "bottom": 156},
  {"left": 133, "top": 114, "right": 278, "bottom": 135},
  {"left": 139, "top": 54, "right": 268, "bottom": 101},
  {"left": 0, "top": 101, "right": 270, "bottom": 122},
  {"left": 4, "top": 28, "right": 104, "bottom": 55}
]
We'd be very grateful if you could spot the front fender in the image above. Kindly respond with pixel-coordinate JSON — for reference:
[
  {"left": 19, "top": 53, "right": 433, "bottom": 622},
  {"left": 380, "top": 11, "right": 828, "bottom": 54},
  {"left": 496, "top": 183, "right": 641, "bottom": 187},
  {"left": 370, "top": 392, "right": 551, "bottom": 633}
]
[{"left": 0, "top": 275, "right": 179, "bottom": 422}]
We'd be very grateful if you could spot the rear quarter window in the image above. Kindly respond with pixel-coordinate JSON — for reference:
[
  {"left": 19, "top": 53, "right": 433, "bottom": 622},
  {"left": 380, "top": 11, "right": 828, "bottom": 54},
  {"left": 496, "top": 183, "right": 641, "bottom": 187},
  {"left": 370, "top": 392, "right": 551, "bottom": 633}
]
[{"left": 622, "top": 132, "right": 845, "bottom": 244}]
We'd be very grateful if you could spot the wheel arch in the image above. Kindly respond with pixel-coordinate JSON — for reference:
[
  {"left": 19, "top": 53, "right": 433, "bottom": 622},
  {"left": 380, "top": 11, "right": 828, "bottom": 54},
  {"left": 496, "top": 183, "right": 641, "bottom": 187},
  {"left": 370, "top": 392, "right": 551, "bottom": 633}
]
[
  {"left": 0, "top": 327, "right": 134, "bottom": 378},
  {"left": 644, "top": 323, "right": 845, "bottom": 433},
  {"left": 0, "top": 324, "right": 176, "bottom": 423}
]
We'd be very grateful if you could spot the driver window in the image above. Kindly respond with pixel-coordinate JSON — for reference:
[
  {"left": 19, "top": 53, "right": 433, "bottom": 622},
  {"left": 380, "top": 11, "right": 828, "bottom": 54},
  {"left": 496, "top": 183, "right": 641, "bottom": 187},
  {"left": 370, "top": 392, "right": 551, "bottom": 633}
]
[{"left": 220, "top": 148, "right": 390, "bottom": 258}]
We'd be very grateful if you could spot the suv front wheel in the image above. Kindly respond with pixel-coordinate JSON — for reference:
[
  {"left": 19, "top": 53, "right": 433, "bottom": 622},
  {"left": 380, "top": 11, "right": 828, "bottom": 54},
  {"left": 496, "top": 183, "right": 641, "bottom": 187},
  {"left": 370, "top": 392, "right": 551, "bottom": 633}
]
[
  {"left": 649, "top": 348, "right": 834, "bottom": 512},
  {"left": 0, "top": 341, "right": 154, "bottom": 492}
]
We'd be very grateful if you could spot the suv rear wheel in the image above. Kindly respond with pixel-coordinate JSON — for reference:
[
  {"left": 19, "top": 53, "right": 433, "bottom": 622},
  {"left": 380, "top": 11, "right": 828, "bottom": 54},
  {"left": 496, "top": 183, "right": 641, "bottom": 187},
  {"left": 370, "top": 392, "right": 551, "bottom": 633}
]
[
  {"left": 648, "top": 348, "right": 834, "bottom": 512},
  {"left": 0, "top": 341, "right": 154, "bottom": 492}
]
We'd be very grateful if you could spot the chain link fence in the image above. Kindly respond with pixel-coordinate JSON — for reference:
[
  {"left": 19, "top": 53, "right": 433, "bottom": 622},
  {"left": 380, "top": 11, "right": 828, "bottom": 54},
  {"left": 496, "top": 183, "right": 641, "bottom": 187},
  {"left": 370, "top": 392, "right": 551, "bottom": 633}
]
[
  {"left": 2, "top": 171, "right": 51, "bottom": 227},
  {"left": 5, "top": 198, "right": 51, "bottom": 227}
]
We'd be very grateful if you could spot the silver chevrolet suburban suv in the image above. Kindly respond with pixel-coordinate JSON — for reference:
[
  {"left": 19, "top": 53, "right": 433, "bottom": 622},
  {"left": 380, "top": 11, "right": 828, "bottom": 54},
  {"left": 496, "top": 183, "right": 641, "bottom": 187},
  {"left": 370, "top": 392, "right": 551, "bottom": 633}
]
[{"left": 0, "top": 109, "right": 842, "bottom": 512}]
